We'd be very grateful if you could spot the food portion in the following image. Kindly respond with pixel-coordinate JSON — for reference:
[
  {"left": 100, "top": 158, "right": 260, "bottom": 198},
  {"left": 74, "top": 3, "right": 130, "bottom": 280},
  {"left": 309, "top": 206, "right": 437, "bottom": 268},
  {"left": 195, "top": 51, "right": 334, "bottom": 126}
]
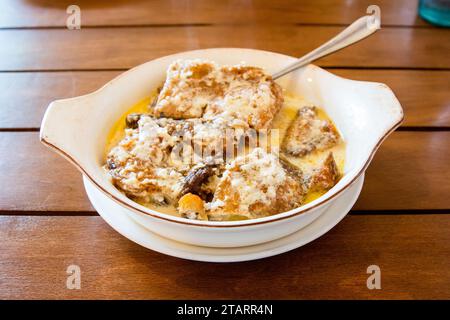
[
  {"left": 153, "top": 60, "right": 284, "bottom": 129},
  {"left": 282, "top": 106, "right": 340, "bottom": 157},
  {"left": 178, "top": 193, "right": 208, "bottom": 220},
  {"left": 208, "top": 148, "right": 305, "bottom": 221},
  {"left": 308, "top": 152, "right": 341, "bottom": 194},
  {"left": 105, "top": 59, "right": 345, "bottom": 221}
]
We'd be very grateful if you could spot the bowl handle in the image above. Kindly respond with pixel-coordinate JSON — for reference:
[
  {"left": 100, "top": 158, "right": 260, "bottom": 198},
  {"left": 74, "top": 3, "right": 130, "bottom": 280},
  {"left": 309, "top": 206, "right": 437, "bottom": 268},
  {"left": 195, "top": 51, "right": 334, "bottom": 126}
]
[{"left": 40, "top": 97, "right": 92, "bottom": 169}]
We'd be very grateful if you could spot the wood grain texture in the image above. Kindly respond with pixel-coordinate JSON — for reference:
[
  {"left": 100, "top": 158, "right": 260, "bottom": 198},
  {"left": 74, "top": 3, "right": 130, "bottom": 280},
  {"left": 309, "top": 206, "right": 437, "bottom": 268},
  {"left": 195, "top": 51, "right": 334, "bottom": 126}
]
[
  {"left": 0, "top": 0, "right": 448, "bottom": 302},
  {"left": 0, "top": 214, "right": 448, "bottom": 299},
  {"left": 0, "top": 132, "right": 448, "bottom": 213},
  {"left": 1, "top": 69, "right": 448, "bottom": 129},
  {"left": 0, "top": 0, "right": 426, "bottom": 28},
  {"left": 331, "top": 70, "right": 450, "bottom": 128},
  {"left": 0, "top": 132, "right": 92, "bottom": 212},
  {"left": 1, "top": 26, "right": 449, "bottom": 71},
  {"left": 354, "top": 131, "right": 450, "bottom": 211},
  {"left": 0, "top": 71, "right": 121, "bottom": 129}
]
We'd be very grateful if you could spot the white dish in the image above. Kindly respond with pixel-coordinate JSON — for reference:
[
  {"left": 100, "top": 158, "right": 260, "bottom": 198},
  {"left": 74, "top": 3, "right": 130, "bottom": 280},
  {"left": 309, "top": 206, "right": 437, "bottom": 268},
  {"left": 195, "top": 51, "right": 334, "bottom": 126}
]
[
  {"left": 40, "top": 48, "right": 403, "bottom": 247},
  {"left": 84, "top": 174, "right": 364, "bottom": 262}
]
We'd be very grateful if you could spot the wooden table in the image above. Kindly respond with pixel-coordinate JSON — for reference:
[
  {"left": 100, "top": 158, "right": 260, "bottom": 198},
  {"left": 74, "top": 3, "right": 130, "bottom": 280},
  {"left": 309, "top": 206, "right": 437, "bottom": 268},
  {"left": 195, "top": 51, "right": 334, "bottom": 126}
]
[{"left": 0, "top": 0, "right": 449, "bottom": 300}]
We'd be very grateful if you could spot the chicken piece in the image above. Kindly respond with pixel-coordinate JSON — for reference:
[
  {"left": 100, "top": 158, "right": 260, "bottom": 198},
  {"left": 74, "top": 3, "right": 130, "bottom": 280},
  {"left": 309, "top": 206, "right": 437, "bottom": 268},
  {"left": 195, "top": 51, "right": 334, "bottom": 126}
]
[
  {"left": 282, "top": 106, "right": 340, "bottom": 157},
  {"left": 203, "top": 64, "right": 284, "bottom": 129},
  {"left": 108, "top": 115, "right": 189, "bottom": 168},
  {"left": 207, "top": 148, "right": 305, "bottom": 220},
  {"left": 152, "top": 59, "right": 283, "bottom": 129},
  {"left": 109, "top": 114, "right": 242, "bottom": 168},
  {"left": 308, "top": 152, "right": 341, "bottom": 193},
  {"left": 106, "top": 114, "right": 241, "bottom": 204},
  {"left": 111, "top": 166, "right": 184, "bottom": 206},
  {"left": 153, "top": 60, "right": 219, "bottom": 119},
  {"left": 106, "top": 115, "right": 189, "bottom": 205}
]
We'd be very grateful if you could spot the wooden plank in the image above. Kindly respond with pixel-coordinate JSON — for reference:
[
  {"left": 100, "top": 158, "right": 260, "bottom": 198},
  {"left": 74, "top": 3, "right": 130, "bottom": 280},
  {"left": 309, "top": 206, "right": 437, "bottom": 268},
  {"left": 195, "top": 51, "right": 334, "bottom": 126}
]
[
  {"left": 0, "top": 132, "right": 92, "bottom": 212},
  {"left": 0, "top": 0, "right": 426, "bottom": 28},
  {"left": 1, "top": 69, "right": 448, "bottom": 129},
  {"left": 0, "top": 71, "right": 121, "bottom": 129},
  {"left": 1, "top": 26, "right": 449, "bottom": 71},
  {"left": 331, "top": 70, "right": 450, "bottom": 128},
  {"left": 354, "top": 131, "right": 450, "bottom": 211},
  {"left": 0, "top": 214, "right": 448, "bottom": 299},
  {"left": 0, "top": 132, "right": 449, "bottom": 213}
]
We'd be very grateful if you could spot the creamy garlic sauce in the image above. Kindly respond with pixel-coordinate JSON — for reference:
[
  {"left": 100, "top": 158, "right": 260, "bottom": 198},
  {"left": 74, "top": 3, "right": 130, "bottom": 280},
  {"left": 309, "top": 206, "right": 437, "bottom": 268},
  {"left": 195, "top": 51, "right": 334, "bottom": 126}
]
[
  {"left": 272, "top": 93, "right": 345, "bottom": 203},
  {"left": 272, "top": 93, "right": 345, "bottom": 172},
  {"left": 106, "top": 91, "right": 346, "bottom": 216}
]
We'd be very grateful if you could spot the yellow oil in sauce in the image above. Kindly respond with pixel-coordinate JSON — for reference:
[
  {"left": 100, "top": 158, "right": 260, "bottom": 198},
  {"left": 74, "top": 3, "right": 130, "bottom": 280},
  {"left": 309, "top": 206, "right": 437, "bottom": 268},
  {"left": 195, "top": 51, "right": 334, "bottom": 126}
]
[
  {"left": 270, "top": 93, "right": 345, "bottom": 204},
  {"left": 105, "top": 95, "right": 183, "bottom": 216},
  {"left": 106, "top": 92, "right": 346, "bottom": 217},
  {"left": 105, "top": 96, "right": 153, "bottom": 155},
  {"left": 142, "top": 201, "right": 178, "bottom": 216}
]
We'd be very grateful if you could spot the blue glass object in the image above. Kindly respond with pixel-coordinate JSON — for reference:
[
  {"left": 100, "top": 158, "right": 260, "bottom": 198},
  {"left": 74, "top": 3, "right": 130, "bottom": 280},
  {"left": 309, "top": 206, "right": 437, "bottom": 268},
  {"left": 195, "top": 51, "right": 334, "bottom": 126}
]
[{"left": 419, "top": 0, "right": 450, "bottom": 27}]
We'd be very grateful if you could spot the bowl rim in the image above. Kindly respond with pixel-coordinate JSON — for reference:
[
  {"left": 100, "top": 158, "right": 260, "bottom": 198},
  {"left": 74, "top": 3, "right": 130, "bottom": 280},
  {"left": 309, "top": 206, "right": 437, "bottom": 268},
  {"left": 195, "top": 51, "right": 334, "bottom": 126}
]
[{"left": 40, "top": 48, "right": 404, "bottom": 228}]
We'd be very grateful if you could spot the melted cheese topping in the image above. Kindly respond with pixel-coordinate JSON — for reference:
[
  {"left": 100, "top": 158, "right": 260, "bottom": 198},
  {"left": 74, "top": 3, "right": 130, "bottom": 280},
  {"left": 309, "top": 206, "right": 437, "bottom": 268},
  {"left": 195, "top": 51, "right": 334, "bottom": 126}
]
[
  {"left": 106, "top": 82, "right": 345, "bottom": 220},
  {"left": 228, "top": 148, "right": 287, "bottom": 210},
  {"left": 106, "top": 90, "right": 345, "bottom": 218},
  {"left": 153, "top": 60, "right": 283, "bottom": 129}
]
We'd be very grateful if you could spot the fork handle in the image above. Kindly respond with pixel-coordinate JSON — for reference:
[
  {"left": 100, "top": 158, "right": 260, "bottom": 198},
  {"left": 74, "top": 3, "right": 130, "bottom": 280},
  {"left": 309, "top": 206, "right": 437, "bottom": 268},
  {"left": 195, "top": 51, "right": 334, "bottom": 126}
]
[{"left": 272, "top": 15, "right": 379, "bottom": 80}]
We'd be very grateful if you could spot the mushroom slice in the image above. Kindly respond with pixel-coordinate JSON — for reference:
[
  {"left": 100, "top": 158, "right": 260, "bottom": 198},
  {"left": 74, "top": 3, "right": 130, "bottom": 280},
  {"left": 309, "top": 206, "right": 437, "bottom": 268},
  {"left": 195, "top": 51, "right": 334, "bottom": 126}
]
[
  {"left": 125, "top": 113, "right": 143, "bottom": 129},
  {"left": 179, "top": 164, "right": 216, "bottom": 199}
]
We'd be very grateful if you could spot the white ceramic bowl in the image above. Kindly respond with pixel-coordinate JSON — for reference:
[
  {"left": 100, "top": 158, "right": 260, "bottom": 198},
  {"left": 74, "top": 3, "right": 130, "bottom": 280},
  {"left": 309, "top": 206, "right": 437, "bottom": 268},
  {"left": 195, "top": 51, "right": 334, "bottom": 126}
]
[{"left": 40, "top": 48, "right": 403, "bottom": 248}]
